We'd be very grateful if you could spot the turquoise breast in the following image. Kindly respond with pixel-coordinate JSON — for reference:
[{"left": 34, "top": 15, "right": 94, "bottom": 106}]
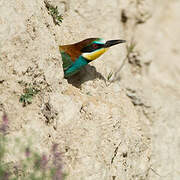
[{"left": 64, "top": 56, "right": 88, "bottom": 77}]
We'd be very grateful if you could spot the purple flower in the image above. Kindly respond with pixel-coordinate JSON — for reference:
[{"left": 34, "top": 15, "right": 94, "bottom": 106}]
[
  {"left": 51, "top": 143, "right": 63, "bottom": 180},
  {"left": 2, "top": 171, "right": 10, "bottom": 180},
  {"left": 25, "top": 147, "right": 31, "bottom": 158},
  {"left": 40, "top": 154, "right": 48, "bottom": 170},
  {"left": 52, "top": 143, "right": 58, "bottom": 153},
  {"left": 0, "top": 112, "right": 9, "bottom": 134},
  {"left": 53, "top": 166, "right": 63, "bottom": 180},
  {"left": 2, "top": 113, "right": 8, "bottom": 125}
]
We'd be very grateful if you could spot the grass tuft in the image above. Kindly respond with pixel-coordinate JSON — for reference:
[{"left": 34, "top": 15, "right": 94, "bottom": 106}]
[
  {"left": 45, "top": 1, "right": 63, "bottom": 26},
  {"left": 107, "top": 71, "right": 113, "bottom": 81},
  {"left": 19, "top": 87, "right": 39, "bottom": 107},
  {"left": 126, "top": 40, "right": 136, "bottom": 56}
]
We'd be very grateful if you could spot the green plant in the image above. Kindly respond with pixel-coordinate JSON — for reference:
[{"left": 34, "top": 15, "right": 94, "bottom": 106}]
[
  {"left": 0, "top": 113, "right": 66, "bottom": 179},
  {"left": 107, "top": 71, "right": 113, "bottom": 81},
  {"left": 19, "top": 88, "right": 39, "bottom": 106},
  {"left": 0, "top": 113, "right": 9, "bottom": 179},
  {"left": 45, "top": 1, "right": 63, "bottom": 25},
  {"left": 109, "top": 39, "right": 137, "bottom": 83},
  {"left": 126, "top": 40, "right": 136, "bottom": 56}
]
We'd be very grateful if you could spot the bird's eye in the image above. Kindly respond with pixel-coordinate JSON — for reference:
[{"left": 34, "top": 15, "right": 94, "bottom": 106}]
[
  {"left": 92, "top": 44, "right": 99, "bottom": 49},
  {"left": 81, "top": 43, "right": 103, "bottom": 53}
]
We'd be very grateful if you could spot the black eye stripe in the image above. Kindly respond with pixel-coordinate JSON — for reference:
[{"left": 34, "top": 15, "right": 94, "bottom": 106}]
[{"left": 81, "top": 43, "right": 104, "bottom": 53}]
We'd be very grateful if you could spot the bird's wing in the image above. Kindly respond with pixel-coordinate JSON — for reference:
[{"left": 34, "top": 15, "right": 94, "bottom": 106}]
[{"left": 59, "top": 46, "right": 73, "bottom": 70}]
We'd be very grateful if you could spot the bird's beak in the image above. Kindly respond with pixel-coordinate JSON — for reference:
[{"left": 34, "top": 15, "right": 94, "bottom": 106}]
[{"left": 104, "top": 39, "right": 126, "bottom": 48}]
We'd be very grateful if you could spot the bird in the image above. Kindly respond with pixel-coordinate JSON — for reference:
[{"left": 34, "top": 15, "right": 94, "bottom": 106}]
[{"left": 59, "top": 38, "right": 126, "bottom": 77}]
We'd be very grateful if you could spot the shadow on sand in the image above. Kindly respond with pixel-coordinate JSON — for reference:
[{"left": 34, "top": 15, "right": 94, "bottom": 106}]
[{"left": 65, "top": 64, "right": 106, "bottom": 88}]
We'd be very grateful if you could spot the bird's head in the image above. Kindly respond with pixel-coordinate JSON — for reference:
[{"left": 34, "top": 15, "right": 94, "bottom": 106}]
[{"left": 80, "top": 38, "right": 126, "bottom": 61}]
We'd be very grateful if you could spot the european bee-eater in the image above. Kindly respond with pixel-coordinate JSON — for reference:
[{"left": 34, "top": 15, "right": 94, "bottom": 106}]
[{"left": 59, "top": 38, "right": 126, "bottom": 77}]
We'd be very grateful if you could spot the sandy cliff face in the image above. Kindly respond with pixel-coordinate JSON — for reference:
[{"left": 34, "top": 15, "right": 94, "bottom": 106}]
[{"left": 0, "top": 0, "right": 179, "bottom": 180}]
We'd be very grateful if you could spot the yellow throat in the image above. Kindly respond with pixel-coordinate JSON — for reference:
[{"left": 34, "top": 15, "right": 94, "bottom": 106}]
[{"left": 82, "top": 48, "right": 109, "bottom": 61}]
